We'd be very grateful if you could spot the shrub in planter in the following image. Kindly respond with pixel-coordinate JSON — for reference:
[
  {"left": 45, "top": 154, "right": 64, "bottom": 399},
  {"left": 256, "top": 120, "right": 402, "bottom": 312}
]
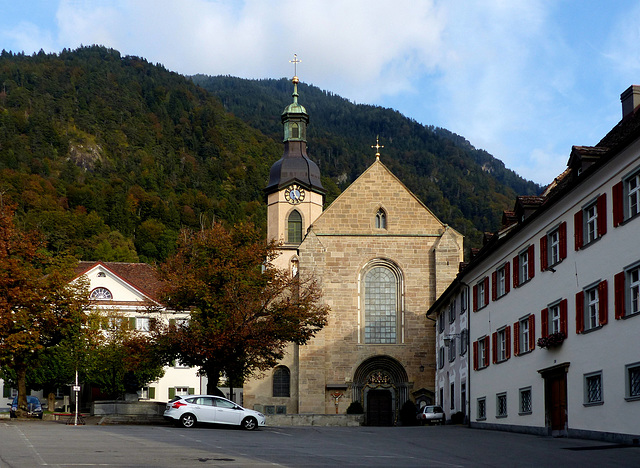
[
  {"left": 400, "top": 400, "right": 419, "bottom": 426},
  {"left": 346, "top": 401, "right": 364, "bottom": 414},
  {"left": 450, "top": 411, "right": 465, "bottom": 424}
]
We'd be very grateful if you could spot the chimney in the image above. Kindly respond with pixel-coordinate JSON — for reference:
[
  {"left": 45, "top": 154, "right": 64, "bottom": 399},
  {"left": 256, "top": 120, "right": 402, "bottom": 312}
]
[{"left": 621, "top": 85, "right": 640, "bottom": 118}]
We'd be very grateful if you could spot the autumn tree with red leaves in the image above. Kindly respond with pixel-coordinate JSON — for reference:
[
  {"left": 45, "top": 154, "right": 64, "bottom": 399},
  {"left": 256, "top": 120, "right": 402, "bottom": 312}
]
[
  {"left": 0, "top": 203, "right": 89, "bottom": 416},
  {"left": 158, "top": 222, "right": 328, "bottom": 397}
]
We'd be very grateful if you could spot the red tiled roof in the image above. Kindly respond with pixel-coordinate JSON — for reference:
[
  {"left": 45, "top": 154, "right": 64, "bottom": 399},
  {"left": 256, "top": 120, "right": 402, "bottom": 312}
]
[{"left": 73, "top": 261, "right": 165, "bottom": 303}]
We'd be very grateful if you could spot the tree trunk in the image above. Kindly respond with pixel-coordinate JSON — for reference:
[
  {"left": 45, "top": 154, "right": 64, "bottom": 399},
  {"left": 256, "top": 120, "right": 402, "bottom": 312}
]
[
  {"left": 16, "top": 362, "right": 28, "bottom": 418},
  {"left": 203, "top": 362, "right": 223, "bottom": 397}
]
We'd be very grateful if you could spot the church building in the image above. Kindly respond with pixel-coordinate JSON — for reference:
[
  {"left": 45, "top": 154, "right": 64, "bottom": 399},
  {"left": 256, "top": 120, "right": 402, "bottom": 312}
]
[{"left": 243, "top": 72, "right": 463, "bottom": 425}]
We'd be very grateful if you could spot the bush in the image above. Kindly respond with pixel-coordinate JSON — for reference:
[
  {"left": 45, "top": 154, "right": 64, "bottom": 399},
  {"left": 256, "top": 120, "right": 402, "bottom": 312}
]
[
  {"left": 450, "top": 411, "right": 465, "bottom": 424},
  {"left": 400, "top": 400, "right": 419, "bottom": 426},
  {"left": 346, "top": 401, "right": 364, "bottom": 414}
]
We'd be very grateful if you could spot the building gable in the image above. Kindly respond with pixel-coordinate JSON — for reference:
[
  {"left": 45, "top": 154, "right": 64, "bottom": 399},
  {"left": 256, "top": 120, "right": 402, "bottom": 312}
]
[{"left": 310, "top": 159, "right": 445, "bottom": 236}]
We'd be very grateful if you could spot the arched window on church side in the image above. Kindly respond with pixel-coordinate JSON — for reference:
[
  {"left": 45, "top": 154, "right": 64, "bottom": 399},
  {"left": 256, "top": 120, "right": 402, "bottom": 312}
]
[
  {"left": 273, "top": 366, "right": 290, "bottom": 397},
  {"left": 362, "top": 262, "right": 403, "bottom": 344},
  {"left": 291, "top": 122, "right": 299, "bottom": 139},
  {"left": 375, "top": 208, "right": 387, "bottom": 229},
  {"left": 287, "top": 210, "right": 302, "bottom": 244}
]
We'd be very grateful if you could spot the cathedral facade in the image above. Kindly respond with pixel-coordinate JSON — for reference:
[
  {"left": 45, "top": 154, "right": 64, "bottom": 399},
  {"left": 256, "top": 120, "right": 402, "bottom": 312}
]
[{"left": 243, "top": 74, "right": 463, "bottom": 425}]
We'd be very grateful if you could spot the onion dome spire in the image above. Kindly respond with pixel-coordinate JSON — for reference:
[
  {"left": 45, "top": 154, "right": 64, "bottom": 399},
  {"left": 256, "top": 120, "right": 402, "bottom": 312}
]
[{"left": 265, "top": 54, "right": 325, "bottom": 194}]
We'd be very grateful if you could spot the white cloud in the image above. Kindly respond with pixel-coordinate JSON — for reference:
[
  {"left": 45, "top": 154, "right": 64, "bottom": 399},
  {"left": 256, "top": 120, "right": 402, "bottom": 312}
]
[{"left": 3, "top": 21, "right": 57, "bottom": 54}]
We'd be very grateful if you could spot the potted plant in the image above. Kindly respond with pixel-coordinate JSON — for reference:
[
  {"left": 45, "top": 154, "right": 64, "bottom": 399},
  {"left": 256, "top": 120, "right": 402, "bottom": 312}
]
[{"left": 537, "top": 332, "right": 566, "bottom": 349}]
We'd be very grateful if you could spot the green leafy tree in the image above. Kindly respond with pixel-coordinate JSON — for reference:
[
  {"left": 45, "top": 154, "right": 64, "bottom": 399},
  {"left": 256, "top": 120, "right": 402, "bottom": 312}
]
[
  {"left": 0, "top": 202, "right": 89, "bottom": 417},
  {"left": 157, "top": 222, "right": 329, "bottom": 397},
  {"left": 83, "top": 312, "right": 166, "bottom": 399}
]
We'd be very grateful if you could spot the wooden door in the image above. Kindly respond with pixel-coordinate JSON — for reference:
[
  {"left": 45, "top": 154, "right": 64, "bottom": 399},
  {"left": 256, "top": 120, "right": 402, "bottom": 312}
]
[{"left": 367, "top": 390, "right": 393, "bottom": 426}]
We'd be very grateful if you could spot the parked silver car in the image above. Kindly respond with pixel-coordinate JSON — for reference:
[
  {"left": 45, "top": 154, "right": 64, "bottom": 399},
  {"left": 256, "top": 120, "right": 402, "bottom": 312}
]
[
  {"left": 417, "top": 405, "right": 445, "bottom": 425},
  {"left": 164, "top": 395, "right": 265, "bottom": 430}
]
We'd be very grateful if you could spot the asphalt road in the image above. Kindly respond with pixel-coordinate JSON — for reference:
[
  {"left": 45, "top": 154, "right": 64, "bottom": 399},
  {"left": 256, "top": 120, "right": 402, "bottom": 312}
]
[{"left": 0, "top": 420, "right": 638, "bottom": 467}]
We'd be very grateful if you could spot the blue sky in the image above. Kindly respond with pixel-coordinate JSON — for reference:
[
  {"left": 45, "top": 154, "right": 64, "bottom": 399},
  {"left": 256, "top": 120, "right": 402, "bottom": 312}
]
[{"left": 2, "top": 1, "right": 640, "bottom": 185}]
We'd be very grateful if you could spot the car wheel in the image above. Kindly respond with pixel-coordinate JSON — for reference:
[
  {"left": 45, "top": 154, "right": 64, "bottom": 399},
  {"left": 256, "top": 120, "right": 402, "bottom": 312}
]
[
  {"left": 241, "top": 416, "right": 258, "bottom": 431},
  {"left": 38, "top": 413, "right": 43, "bottom": 420},
  {"left": 179, "top": 413, "right": 196, "bottom": 428}
]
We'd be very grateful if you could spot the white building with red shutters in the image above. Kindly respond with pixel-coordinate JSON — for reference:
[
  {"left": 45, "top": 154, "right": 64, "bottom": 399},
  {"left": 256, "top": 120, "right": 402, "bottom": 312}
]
[{"left": 428, "top": 85, "right": 640, "bottom": 443}]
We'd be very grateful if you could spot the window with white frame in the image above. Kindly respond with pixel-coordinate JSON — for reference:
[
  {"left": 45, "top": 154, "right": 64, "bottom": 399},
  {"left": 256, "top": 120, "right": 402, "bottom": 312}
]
[
  {"left": 494, "top": 263, "right": 509, "bottom": 299},
  {"left": 474, "top": 336, "right": 489, "bottom": 370},
  {"left": 477, "top": 397, "right": 486, "bottom": 420},
  {"left": 175, "top": 387, "right": 189, "bottom": 396},
  {"left": 90, "top": 287, "right": 112, "bottom": 300},
  {"left": 549, "top": 229, "right": 560, "bottom": 265},
  {"left": 630, "top": 267, "right": 640, "bottom": 316},
  {"left": 519, "top": 316, "right": 530, "bottom": 353},
  {"left": 584, "top": 371, "right": 603, "bottom": 405},
  {"left": 626, "top": 363, "right": 640, "bottom": 400},
  {"left": 519, "top": 387, "right": 532, "bottom": 414},
  {"left": 585, "top": 202, "right": 598, "bottom": 244},
  {"left": 136, "top": 317, "right": 150, "bottom": 332},
  {"left": 497, "top": 328, "right": 508, "bottom": 362},
  {"left": 519, "top": 249, "right": 529, "bottom": 284},
  {"left": 550, "top": 303, "right": 561, "bottom": 334},
  {"left": 287, "top": 210, "right": 302, "bottom": 244},
  {"left": 496, "top": 392, "right": 507, "bottom": 418},
  {"left": 627, "top": 172, "right": 640, "bottom": 219},
  {"left": 585, "top": 286, "right": 599, "bottom": 331}
]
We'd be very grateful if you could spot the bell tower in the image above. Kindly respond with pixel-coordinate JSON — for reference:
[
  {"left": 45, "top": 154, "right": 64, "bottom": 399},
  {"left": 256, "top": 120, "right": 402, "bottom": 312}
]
[{"left": 265, "top": 55, "right": 325, "bottom": 271}]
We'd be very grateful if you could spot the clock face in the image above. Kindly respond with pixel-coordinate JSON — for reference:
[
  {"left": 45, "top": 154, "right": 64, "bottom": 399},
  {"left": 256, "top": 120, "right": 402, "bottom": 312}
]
[{"left": 284, "top": 184, "right": 305, "bottom": 204}]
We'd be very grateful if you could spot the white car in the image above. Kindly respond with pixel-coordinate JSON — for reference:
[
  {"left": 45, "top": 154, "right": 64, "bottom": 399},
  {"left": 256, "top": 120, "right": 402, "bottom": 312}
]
[{"left": 164, "top": 395, "right": 266, "bottom": 430}]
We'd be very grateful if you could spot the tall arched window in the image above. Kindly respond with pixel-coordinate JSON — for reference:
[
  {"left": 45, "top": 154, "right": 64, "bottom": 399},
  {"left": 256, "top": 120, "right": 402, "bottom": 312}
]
[
  {"left": 375, "top": 208, "right": 387, "bottom": 229},
  {"left": 291, "top": 122, "right": 299, "bottom": 139},
  {"left": 361, "top": 261, "right": 403, "bottom": 344},
  {"left": 287, "top": 210, "right": 302, "bottom": 244},
  {"left": 273, "top": 366, "right": 290, "bottom": 397}
]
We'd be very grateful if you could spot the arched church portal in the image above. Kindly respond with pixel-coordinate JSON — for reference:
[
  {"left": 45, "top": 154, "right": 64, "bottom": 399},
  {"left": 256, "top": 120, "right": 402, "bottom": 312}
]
[{"left": 352, "top": 355, "right": 409, "bottom": 426}]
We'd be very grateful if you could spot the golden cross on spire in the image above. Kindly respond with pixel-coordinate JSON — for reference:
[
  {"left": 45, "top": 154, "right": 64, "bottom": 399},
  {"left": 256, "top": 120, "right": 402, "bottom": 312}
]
[
  {"left": 289, "top": 54, "right": 301, "bottom": 81},
  {"left": 371, "top": 135, "right": 384, "bottom": 160}
]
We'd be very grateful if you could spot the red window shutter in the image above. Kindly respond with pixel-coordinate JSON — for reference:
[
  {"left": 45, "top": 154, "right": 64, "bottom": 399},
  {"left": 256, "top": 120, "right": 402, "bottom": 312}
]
[
  {"left": 559, "top": 222, "right": 567, "bottom": 260},
  {"left": 541, "top": 308, "right": 549, "bottom": 338},
  {"left": 599, "top": 280, "right": 608, "bottom": 326},
  {"left": 513, "top": 255, "right": 520, "bottom": 287},
  {"left": 528, "top": 315, "right": 536, "bottom": 351},
  {"left": 484, "top": 336, "right": 490, "bottom": 366},
  {"left": 540, "top": 235, "right": 548, "bottom": 271},
  {"left": 505, "top": 262, "right": 511, "bottom": 293},
  {"left": 513, "top": 321, "right": 520, "bottom": 356},
  {"left": 560, "top": 299, "right": 568, "bottom": 335},
  {"left": 492, "top": 332, "right": 497, "bottom": 364},
  {"left": 575, "top": 291, "right": 584, "bottom": 334},
  {"left": 597, "top": 193, "right": 607, "bottom": 236},
  {"left": 613, "top": 181, "right": 624, "bottom": 227},
  {"left": 528, "top": 244, "right": 535, "bottom": 279},
  {"left": 473, "top": 284, "right": 478, "bottom": 311},
  {"left": 473, "top": 341, "right": 479, "bottom": 370},
  {"left": 614, "top": 271, "right": 626, "bottom": 319},
  {"left": 505, "top": 325, "right": 511, "bottom": 360},
  {"left": 492, "top": 271, "right": 498, "bottom": 301},
  {"left": 484, "top": 277, "right": 490, "bottom": 306},
  {"left": 574, "top": 210, "right": 583, "bottom": 250}
]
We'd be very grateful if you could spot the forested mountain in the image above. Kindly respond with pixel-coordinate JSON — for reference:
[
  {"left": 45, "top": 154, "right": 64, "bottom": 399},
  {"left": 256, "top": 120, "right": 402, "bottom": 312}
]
[
  {"left": 0, "top": 46, "right": 539, "bottom": 264},
  {"left": 193, "top": 75, "right": 540, "bottom": 246}
]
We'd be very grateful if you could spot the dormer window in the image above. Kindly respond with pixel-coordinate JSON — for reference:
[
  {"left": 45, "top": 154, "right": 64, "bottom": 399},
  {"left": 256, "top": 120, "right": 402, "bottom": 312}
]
[
  {"left": 375, "top": 208, "right": 387, "bottom": 229},
  {"left": 90, "top": 287, "right": 112, "bottom": 300}
]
